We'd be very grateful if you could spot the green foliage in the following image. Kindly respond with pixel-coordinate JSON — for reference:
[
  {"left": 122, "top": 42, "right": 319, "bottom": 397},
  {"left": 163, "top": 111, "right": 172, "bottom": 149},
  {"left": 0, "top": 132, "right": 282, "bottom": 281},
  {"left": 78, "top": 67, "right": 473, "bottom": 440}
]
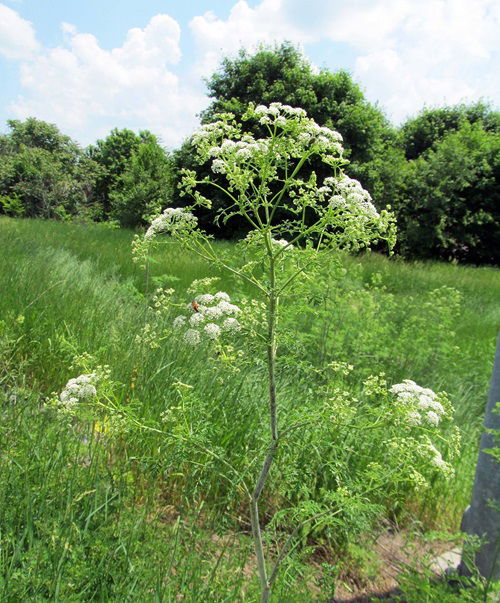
[
  {"left": 109, "top": 137, "right": 173, "bottom": 227},
  {"left": 398, "top": 564, "right": 494, "bottom": 602},
  {"left": 365, "top": 103, "right": 500, "bottom": 265},
  {"left": 396, "top": 122, "right": 500, "bottom": 264},
  {"left": 401, "top": 101, "right": 500, "bottom": 160},
  {"left": 5, "top": 116, "right": 79, "bottom": 155},
  {"left": 0, "top": 120, "right": 172, "bottom": 226},
  {"left": 0, "top": 384, "right": 258, "bottom": 601},
  {"left": 87, "top": 128, "right": 172, "bottom": 226},
  {"left": 0, "top": 194, "right": 24, "bottom": 217},
  {"left": 87, "top": 128, "right": 151, "bottom": 216},
  {"left": 0, "top": 118, "right": 100, "bottom": 220},
  {"left": 0, "top": 120, "right": 173, "bottom": 225}
]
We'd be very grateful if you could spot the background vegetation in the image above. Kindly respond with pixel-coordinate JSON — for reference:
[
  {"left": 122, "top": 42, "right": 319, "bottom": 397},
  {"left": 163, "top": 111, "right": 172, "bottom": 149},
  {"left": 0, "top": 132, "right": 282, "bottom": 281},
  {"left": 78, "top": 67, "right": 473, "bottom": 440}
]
[{"left": 1, "top": 42, "right": 498, "bottom": 265}]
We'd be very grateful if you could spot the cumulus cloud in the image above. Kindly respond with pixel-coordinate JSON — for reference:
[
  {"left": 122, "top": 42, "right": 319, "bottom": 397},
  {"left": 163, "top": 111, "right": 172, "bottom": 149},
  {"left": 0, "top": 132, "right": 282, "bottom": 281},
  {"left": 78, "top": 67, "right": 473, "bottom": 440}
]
[
  {"left": 0, "top": 3, "right": 39, "bottom": 59},
  {"left": 10, "top": 15, "right": 206, "bottom": 147},
  {"left": 355, "top": 48, "right": 477, "bottom": 122},
  {"left": 303, "top": 0, "right": 500, "bottom": 121},
  {"left": 4, "top": 0, "right": 499, "bottom": 147},
  {"left": 189, "top": 0, "right": 311, "bottom": 78}
]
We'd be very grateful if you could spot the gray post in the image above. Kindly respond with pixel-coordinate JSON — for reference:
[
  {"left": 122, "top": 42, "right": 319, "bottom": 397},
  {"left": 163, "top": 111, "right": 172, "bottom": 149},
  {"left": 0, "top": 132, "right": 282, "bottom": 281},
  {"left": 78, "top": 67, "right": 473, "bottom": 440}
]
[{"left": 459, "top": 332, "right": 500, "bottom": 581}]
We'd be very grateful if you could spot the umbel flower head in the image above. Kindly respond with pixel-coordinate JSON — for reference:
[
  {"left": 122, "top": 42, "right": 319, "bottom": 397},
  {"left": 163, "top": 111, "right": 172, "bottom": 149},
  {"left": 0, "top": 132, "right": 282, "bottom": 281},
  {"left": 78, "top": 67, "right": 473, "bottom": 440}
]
[
  {"left": 145, "top": 207, "right": 198, "bottom": 240},
  {"left": 188, "top": 102, "right": 345, "bottom": 174},
  {"left": 173, "top": 292, "right": 242, "bottom": 345},
  {"left": 390, "top": 379, "right": 451, "bottom": 427},
  {"left": 59, "top": 373, "right": 98, "bottom": 407},
  {"left": 318, "top": 175, "right": 379, "bottom": 221}
]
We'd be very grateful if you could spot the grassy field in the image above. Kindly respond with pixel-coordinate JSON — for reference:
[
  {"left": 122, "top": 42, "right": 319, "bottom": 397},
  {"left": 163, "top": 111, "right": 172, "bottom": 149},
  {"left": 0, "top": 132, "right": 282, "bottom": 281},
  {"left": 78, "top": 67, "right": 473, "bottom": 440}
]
[{"left": 1, "top": 216, "right": 499, "bottom": 601}]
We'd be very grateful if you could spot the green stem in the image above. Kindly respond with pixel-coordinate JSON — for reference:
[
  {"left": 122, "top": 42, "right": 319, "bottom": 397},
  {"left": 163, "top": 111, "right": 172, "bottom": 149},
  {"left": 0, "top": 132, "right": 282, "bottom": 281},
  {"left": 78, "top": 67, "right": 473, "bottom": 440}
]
[
  {"left": 267, "top": 274, "right": 278, "bottom": 442},
  {"left": 184, "top": 238, "right": 267, "bottom": 294},
  {"left": 250, "top": 246, "right": 279, "bottom": 601},
  {"left": 268, "top": 151, "right": 312, "bottom": 223},
  {"left": 250, "top": 497, "right": 270, "bottom": 602}
]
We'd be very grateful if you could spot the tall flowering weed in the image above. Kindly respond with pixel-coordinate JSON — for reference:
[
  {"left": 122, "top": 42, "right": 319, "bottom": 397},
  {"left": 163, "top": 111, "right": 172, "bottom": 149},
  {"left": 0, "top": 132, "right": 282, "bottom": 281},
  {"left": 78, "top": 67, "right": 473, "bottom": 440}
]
[{"left": 129, "top": 104, "right": 458, "bottom": 601}]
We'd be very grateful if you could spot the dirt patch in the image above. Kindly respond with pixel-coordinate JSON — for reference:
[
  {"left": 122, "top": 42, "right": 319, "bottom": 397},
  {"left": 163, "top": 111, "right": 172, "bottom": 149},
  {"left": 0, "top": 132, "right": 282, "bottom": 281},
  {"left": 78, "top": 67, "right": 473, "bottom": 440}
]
[{"left": 330, "top": 527, "right": 461, "bottom": 602}]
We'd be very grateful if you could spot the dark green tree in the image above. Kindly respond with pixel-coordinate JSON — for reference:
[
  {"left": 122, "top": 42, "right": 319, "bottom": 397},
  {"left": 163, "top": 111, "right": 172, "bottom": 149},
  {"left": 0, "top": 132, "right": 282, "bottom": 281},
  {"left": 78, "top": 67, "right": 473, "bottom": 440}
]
[
  {"left": 397, "top": 122, "right": 500, "bottom": 264},
  {"left": 109, "top": 137, "right": 173, "bottom": 227},
  {"left": 87, "top": 128, "right": 154, "bottom": 217},
  {"left": 400, "top": 102, "right": 500, "bottom": 160},
  {"left": 6, "top": 117, "right": 79, "bottom": 155},
  {"left": 0, "top": 118, "right": 100, "bottom": 219}
]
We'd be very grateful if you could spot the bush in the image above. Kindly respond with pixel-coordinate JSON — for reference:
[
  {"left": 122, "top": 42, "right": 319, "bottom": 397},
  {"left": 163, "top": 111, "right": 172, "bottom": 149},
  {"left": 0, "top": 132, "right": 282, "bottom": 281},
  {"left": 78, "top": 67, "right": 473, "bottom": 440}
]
[{"left": 396, "top": 123, "right": 500, "bottom": 264}]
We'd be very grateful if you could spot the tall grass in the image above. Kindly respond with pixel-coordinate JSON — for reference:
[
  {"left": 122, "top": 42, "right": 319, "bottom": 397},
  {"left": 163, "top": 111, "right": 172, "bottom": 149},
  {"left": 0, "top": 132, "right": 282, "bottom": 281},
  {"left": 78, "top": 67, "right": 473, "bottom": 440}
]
[{"left": 1, "top": 216, "right": 499, "bottom": 599}]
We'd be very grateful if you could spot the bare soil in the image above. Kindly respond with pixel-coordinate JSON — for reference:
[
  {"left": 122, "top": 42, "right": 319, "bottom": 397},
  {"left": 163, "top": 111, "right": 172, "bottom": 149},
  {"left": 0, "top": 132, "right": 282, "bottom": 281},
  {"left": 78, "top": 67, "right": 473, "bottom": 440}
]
[{"left": 329, "top": 527, "right": 461, "bottom": 602}]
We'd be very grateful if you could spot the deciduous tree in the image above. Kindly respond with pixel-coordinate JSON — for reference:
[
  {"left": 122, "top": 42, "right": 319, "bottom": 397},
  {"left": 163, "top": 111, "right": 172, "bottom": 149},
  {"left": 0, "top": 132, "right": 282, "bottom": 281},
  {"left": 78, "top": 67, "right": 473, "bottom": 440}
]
[{"left": 109, "top": 137, "right": 173, "bottom": 227}]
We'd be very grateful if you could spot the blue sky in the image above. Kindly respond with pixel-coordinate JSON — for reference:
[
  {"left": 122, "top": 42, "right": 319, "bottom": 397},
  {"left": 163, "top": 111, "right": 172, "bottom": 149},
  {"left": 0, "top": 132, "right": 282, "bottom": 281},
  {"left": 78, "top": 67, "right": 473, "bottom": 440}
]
[{"left": 0, "top": 0, "right": 498, "bottom": 149}]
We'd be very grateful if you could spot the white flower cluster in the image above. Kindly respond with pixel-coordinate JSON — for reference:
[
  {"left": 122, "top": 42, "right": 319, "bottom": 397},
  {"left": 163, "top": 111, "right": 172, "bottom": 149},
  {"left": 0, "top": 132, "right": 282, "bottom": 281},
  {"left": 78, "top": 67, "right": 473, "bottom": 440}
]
[
  {"left": 427, "top": 443, "right": 448, "bottom": 470},
  {"left": 145, "top": 208, "right": 197, "bottom": 240},
  {"left": 208, "top": 136, "right": 269, "bottom": 173},
  {"left": 319, "top": 175, "right": 379, "bottom": 220},
  {"left": 254, "top": 102, "right": 307, "bottom": 125},
  {"left": 271, "top": 238, "right": 293, "bottom": 250},
  {"left": 190, "top": 118, "right": 239, "bottom": 146},
  {"left": 173, "top": 292, "right": 242, "bottom": 345},
  {"left": 299, "top": 122, "right": 343, "bottom": 154},
  {"left": 60, "top": 373, "right": 98, "bottom": 407},
  {"left": 191, "top": 103, "right": 346, "bottom": 177},
  {"left": 254, "top": 103, "right": 344, "bottom": 155},
  {"left": 390, "top": 379, "right": 447, "bottom": 427}
]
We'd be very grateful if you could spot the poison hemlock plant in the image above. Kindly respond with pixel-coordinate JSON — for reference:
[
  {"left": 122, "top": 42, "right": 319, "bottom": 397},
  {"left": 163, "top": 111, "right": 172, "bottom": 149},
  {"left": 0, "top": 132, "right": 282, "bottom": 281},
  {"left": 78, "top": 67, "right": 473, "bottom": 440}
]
[{"left": 58, "top": 103, "right": 461, "bottom": 601}]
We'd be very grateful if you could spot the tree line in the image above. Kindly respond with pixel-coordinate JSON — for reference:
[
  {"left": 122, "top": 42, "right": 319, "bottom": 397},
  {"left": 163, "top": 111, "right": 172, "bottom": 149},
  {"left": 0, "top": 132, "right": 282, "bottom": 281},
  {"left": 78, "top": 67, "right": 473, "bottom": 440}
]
[{"left": 1, "top": 42, "right": 498, "bottom": 265}]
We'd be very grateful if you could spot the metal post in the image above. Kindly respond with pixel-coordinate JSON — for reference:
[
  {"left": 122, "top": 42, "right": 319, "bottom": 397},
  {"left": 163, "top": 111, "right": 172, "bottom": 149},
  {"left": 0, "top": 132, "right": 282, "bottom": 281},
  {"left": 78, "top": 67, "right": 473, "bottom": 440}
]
[{"left": 459, "top": 332, "right": 500, "bottom": 581}]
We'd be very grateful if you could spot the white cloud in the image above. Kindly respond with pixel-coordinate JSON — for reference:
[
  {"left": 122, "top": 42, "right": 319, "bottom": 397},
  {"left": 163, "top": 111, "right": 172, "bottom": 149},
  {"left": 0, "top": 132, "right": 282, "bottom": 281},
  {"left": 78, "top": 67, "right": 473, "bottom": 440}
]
[
  {"left": 190, "top": 0, "right": 499, "bottom": 122},
  {"left": 189, "top": 0, "right": 311, "bottom": 79},
  {"left": 319, "top": 0, "right": 500, "bottom": 121},
  {"left": 4, "top": 0, "right": 499, "bottom": 148},
  {"left": 10, "top": 15, "right": 206, "bottom": 148},
  {"left": 355, "top": 48, "right": 476, "bottom": 122},
  {"left": 0, "top": 3, "right": 39, "bottom": 59}
]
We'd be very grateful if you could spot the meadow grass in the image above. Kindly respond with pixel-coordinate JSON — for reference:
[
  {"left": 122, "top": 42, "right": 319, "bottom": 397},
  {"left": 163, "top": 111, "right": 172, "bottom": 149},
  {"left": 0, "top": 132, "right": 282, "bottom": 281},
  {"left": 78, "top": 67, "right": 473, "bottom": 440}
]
[{"left": 1, "top": 216, "right": 499, "bottom": 600}]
